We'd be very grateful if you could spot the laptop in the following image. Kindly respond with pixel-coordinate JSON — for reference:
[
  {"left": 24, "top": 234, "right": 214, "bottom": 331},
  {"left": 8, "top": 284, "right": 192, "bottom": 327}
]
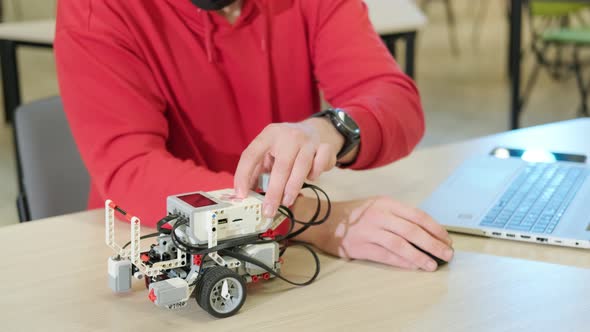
[{"left": 420, "top": 147, "right": 590, "bottom": 249}]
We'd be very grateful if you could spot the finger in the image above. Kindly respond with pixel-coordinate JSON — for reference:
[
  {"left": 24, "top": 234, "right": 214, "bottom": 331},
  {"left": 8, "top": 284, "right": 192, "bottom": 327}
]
[
  {"left": 308, "top": 143, "right": 336, "bottom": 180},
  {"left": 388, "top": 200, "right": 452, "bottom": 245},
  {"left": 379, "top": 214, "right": 454, "bottom": 264},
  {"left": 355, "top": 243, "right": 418, "bottom": 270},
  {"left": 247, "top": 162, "right": 263, "bottom": 191},
  {"left": 234, "top": 135, "right": 272, "bottom": 198},
  {"left": 263, "top": 153, "right": 274, "bottom": 172},
  {"left": 263, "top": 143, "right": 300, "bottom": 217},
  {"left": 282, "top": 144, "right": 315, "bottom": 206},
  {"left": 370, "top": 226, "right": 439, "bottom": 272}
]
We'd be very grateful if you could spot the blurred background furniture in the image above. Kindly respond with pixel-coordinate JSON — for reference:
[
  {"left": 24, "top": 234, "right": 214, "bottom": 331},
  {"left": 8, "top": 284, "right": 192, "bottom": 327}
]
[
  {"left": 366, "top": 0, "right": 428, "bottom": 78},
  {"left": 420, "top": 0, "right": 460, "bottom": 55},
  {"left": 520, "top": 1, "right": 590, "bottom": 117},
  {"left": 14, "top": 96, "right": 89, "bottom": 222},
  {"left": 0, "top": 19, "right": 55, "bottom": 124},
  {"left": 509, "top": 0, "right": 590, "bottom": 129}
]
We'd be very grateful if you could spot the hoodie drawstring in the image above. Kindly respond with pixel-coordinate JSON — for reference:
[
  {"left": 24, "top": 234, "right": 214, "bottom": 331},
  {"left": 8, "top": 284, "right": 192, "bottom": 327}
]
[
  {"left": 252, "top": 0, "right": 278, "bottom": 122},
  {"left": 201, "top": 9, "right": 216, "bottom": 62},
  {"left": 256, "top": 0, "right": 269, "bottom": 54}
]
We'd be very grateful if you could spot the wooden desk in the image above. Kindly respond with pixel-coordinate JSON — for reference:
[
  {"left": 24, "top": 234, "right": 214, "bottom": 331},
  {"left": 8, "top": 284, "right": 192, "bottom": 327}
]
[
  {"left": 367, "top": 0, "right": 428, "bottom": 79},
  {"left": 0, "top": 19, "right": 55, "bottom": 123},
  {"left": 2, "top": 119, "right": 590, "bottom": 331}
]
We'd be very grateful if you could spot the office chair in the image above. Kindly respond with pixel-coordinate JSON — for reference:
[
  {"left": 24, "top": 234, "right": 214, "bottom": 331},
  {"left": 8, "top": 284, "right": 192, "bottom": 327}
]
[
  {"left": 420, "top": 0, "right": 460, "bottom": 56},
  {"left": 470, "top": 0, "right": 511, "bottom": 51},
  {"left": 14, "top": 96, "right": 89, "bottom": 222},
  {"left": 521, "top": 1, "right": 590, "bottom": 117}
]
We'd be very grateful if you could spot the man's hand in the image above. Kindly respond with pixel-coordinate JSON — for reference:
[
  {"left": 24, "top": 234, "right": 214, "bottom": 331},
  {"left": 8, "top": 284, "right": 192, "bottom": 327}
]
[
  {"left": 234, "top": 118, "right": 347, "bottom": 217},
  {"left": 295, "top": 196, "right": 454, "bottom": 271}
]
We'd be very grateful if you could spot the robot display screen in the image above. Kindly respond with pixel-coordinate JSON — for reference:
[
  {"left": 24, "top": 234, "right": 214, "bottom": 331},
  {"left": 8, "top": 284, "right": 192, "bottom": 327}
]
[{"left": 178, "top": 193, "right": 217, "bottom": 208}]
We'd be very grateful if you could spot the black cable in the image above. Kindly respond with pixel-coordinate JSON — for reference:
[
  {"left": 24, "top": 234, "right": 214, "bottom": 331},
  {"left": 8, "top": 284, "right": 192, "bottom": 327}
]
[
  {"left": 284, "top": 184, "right": 331, "bottom": 240},
  {"left": 296, "top": 183, "right": 331, "bottom": 225},
  {"left": 238, "top": 183, "right": 329, "bottom": 285},
  {"left": 219, "top": 241, "right": 320, "bottom": 286},
  {"left": 188, "top": 255, "right": 211, "bottom": 287},
  {"left": 156, "top": 214, "right": 178, "bottom": 235},
  {"left": 122, "top": 232, "right": 161, "bottom": 250},
  {"left": 169, "top": 217, "right": 190, "bottom": 252}
]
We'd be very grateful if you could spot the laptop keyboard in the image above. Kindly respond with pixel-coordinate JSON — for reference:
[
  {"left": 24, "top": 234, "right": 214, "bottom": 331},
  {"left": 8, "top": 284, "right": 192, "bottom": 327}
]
[{"left": 479, "top": 163, "right": 588, "bottom": 234}]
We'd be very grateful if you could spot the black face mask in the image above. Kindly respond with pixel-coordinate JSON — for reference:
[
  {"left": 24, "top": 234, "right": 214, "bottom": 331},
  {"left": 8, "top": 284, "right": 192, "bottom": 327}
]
[{"left": 191, "top": 0, "right": 237, "bottom": 11}]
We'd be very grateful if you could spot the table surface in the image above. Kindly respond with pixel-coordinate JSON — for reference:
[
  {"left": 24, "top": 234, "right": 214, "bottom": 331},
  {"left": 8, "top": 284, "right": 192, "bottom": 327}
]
[
  {"left": 0, "top": 1, "right": 425, "bottom": 46},
  {"left": 3, "top": 119, "right": 590, "bottom": 332}
]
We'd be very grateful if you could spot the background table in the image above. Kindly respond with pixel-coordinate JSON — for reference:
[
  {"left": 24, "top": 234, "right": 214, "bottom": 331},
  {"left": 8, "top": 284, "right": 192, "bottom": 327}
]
[
  {"left": 367, "top": 0, "right": 428, "bottom": 79},
  {"left": 2, "top": 119, "right": 590, "bottom": 331}
]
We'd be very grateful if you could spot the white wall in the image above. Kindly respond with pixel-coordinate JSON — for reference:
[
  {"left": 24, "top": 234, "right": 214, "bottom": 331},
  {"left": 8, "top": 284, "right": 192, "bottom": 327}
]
[{"left": 3, "top": 0, "right": 56, "bottom": 21}]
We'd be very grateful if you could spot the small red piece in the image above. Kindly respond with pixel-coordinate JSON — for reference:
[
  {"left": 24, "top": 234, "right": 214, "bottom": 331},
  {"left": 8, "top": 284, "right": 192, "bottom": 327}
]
[
  {"left": 251, "top": 275, "right": 259, "bottom": 283},
  {"left": 193, "top": 254, "right": 203, "bottom": 266},
  {"left": 148, "top": 288, "right": 157, "bottom": 303},
  {"left": 141, "top": 253, "right": 150, "bottom": 262},
  {"left": 260, "top": 229, "right": 277, "bottom": 239},
  {"left": 262, "top": 272, "right": 270, "bottom": 280}
]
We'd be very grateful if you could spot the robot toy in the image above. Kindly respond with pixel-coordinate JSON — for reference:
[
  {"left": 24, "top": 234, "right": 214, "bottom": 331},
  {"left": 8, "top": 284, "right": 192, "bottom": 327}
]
[{"left": 106, "top": 186, "right": 327, "bottom": 318}]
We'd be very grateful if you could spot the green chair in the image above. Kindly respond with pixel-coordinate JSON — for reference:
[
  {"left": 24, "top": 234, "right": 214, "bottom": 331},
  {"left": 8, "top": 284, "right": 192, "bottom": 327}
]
[{"left": 523, "top": 1, "right": 590, "bottom": 116}]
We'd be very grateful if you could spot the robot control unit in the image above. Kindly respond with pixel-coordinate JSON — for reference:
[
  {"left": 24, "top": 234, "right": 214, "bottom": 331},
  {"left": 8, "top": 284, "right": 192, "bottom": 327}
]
[{"left": 106, "top": 185, "right": 329, "bottom": 318}]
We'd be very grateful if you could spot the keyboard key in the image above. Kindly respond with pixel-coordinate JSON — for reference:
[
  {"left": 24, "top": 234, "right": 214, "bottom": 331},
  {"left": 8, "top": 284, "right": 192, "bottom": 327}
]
[
  {"left": 532, "top": 226, "right": 547, "bottom": 233},
  {"left": 506, "top": 224, "right": 532, "bottom": 232},
  {"left": 481, "top": 216, "right": 495, "bottom": 225}
]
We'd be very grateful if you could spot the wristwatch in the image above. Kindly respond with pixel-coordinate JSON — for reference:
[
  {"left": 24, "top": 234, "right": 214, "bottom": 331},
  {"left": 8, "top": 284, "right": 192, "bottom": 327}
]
[{"left": 312, "top": 108, "right": 361, "bottom": 163}]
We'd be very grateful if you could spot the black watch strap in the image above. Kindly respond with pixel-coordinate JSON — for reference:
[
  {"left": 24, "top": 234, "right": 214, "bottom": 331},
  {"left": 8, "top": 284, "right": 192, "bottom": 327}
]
[{"left": 311, "top": 108, "right": 361, "bottom": 162}]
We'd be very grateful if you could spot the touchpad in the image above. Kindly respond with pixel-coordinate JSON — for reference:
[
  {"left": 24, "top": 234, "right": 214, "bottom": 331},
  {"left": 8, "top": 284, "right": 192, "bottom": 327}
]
[
  {"left": 447, "top": 157, "right": 523, "bottom": 195},
  {"left": 421, "top": 156, "right": 523, "bottom": 225},
  {"left": 447, "top": 161, "right": 518, "bottom": 194}
]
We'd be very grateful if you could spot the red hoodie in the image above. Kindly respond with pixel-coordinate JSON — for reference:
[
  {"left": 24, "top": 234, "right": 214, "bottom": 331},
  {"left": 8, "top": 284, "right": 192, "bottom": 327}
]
[{"left": 55, "top": 0, "right": 424, "bottom": 226}]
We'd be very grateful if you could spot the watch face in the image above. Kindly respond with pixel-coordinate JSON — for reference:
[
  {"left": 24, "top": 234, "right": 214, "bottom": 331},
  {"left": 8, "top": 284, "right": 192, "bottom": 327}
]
[{"left": 335, "top": 109, "right": 360, "bottom": 135}]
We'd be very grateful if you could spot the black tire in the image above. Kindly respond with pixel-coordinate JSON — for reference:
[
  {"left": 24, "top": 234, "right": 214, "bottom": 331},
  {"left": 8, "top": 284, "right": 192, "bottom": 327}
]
[
  {"left": 193, "top": 271, "right": 206, "bottom": 307},
  {"left": 196, "top": 266, "right": 247, "bottom": 318}
]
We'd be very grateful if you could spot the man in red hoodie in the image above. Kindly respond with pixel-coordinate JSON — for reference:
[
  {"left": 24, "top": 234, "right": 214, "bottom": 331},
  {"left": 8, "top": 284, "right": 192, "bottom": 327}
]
[{"left": 55, "top": 0, "right": 453, "bottom": 272}]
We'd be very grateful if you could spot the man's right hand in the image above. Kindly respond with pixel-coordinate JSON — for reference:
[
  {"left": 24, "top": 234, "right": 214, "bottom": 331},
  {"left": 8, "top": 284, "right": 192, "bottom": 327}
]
[{"left": 294, "top": 196, "right": 454, "bottom": 271}]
